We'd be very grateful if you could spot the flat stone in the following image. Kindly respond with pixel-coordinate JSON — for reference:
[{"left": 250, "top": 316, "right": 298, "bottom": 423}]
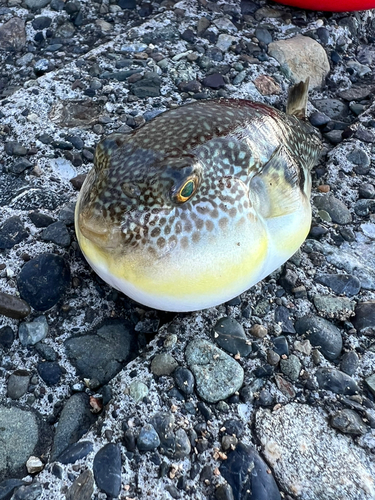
[
  {"left": 0, "top": 18, "right": 26, "bottom": 51},
  {"left": 254, "top": 74, "right": 280, "bottom": 95},
  {"left": 18, "top": 316, "right": 48, "bottom": 346},
  {"left": 7, "top": 370, "right": 30, "bottom": 400},
  {"left": 131, "top": 73, "right": 160, "bottom": 98},
  {"left": 0, "top": 406, "right": 40, "bottom": 480},
  {"left": 49, "top": 99, "right": 102, "bottom": 127},
  {"left": 216, "top": 34, "right": 237, "bottom": 52},
  {"left": 32, "top": 16, "right": 52, "bottom": 30},
  {"left": 17, "top": 254, "right": 71, "bottom": 311},
  {"left": 255, "top": 403, "right": 375, "bottom": 500},
  {"left": 315, "top": 274, "right": 361, "bottom": 297},
  {"left": 280, "top": 354, "right": 301, "bottom": 381},
  {"left": 220, "top": 443, "right": 281, "bottom": 500},
  {"left": 268, "top": 35, "right": 330, "bottom": 89},
  {"left": 28, "top": 212, "right": 55, "bottom": 228},
  {"left": 12, "top": 482, "right": 42, "bottom": 500},
  {"left": 340, "top": 351, "right": 359, "bottom": 376},
  {"left": 37, "top": 361, "right": 62, "bottom": 386},
  {"left": 313, "top": 295, "right": 355, "bottom": 321},
  {"left": 295, "top": 315, "right": 342, "bottom": 361},
  {"left": 173, "top": 367, "right": 195, "bottom": 395},
  {"left": 65, "top": 319, "right": 136, "bottom": 386},
  {"left": 202, "top": 73, "right": 225, "bottom": 89},
  {"left": 24, "top": 0, "right": 51, "bottom": 8},
  {"left": 212, "top": 317, "right": 251, "bottom": 356},
  {"left": 313, "top": 99, "right": 349, "bottom": 120},
  {"left": 274, "top": 306, "right": 296, "bottom": 334},
  {"left": 40, "top": 221, "right": 71, "bottom": 247},
  {"left": 314, "top": 195, "right": 352, "bottom": 224},
  {"left": 150, "top": 353, "right": 178, "bottom": 376},
  {"left": 128, "top": 380, "right": 148, "bottom": 402},
  {"left": 185, "top": 339, "right": 244, "bottom": 403},
  {"left": 51, "top": 393, "right": 96, "bottom": 461},
  {"left": 330, "top": 409, "right": 367, "bottom": 435},
  {"left": 347, "top": 147, "right": 370, "bottom": 167},
  {"left": 93, "top": 444, "right": 121, "bottom": 498},
  {"left": 316, "top": 367, "right": 359, "bottom": 395},
  {"left": 0, "top": 480, "right": 25, "bottom": 500},
  {"left": 338, "top": 85, "right": 374, "bottom": 101},
  {"left": 57, "top": 441, "right": 93, "bottom": 464},
  {"left": 0, "top": 216, "right": 28, "bottom": 250},
  {"left": 352, "top": 301, "right": 375, "bottom": 333},
  {"left": 0, "top": 292, "right": 30, "bottom": 320},
  {"left": 66, "top": 470, "right": 94, "bottom": 500}
]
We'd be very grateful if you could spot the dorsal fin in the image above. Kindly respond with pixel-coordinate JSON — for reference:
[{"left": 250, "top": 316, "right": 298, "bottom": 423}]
[{"left": 286, "top": 78, "right": 310, "bottom": 120}]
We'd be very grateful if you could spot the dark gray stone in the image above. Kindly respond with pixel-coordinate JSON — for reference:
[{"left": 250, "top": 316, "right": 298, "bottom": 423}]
[
  {"left": 352, "top": 301, "right": 375, "bottom": 333},
  {"left": 66, "top": 470, "right": 94, "bottom": 500},
  {"left": 131, "top": 73, "right": 160, "bottom": 98},
  {"left": 65, "top": 319, "right": 136, "bottom": 386},
  {"left": 17, "top": 254, "right": 71, "bottom": 311},
  {"left": 0, "top": 216, "right": 28, "bottom": 250},
  {"left": 19, "top": 316, "right": 48, "bottom": 346},
  {"left": 37, "top": 362, "right": 62, "bottom": 386},
  {"left": 7, "top": 370, "right": 30, "bottom": 400},
  {"left": 330, "top": 409, "right": 367, "bottom": 435},
  {"left": 274, "top": 306, "right": 296, "bottom": 334},
  {"left": 315, "top": 274, "right": 361, "bottom": 297},
  {"left": 340, "top": 351, "right": 359, "bottom": 376},
  {"left": 137, "top": 424, "right": 160, "bottom": 451},
  {"left": 40, "top": 221, "right": 71, "bottom": 247},
  {"left": 202, "top": 73, "right": 225, "bottom": 89},
  {"left": 0, "top": 326, "right": 14, "bottom": 351},
  {"left": 347, "top": 148, "right": 370, "bottom": 167},
  {"left": 173, "top": 367, "right": 195, "bottom": 395},
  {"left": 314, "top": 195, "right": 352, "bottom": 224},
  {"left": 11, "top": 482, "right": 42, "bottom": 500},
  {"left": 220, "top": 443, "right": 281, "bottom": 500},
  {"left": 316, "top": 368, "right": 359, "bottom": 395},
  {"left": 313, "top": 98, "right": 349, "bottom": 120},
  {"left": 51, "top": 393, "right": 96, "bottom": 460},
  {"left": 32, "top": 16, "right": 52, "bottom": 30},
  {"left": 212, "top": 317, "right": 251, "bottom": 356},
  {"left": 0, "top": 292, "right": 30, "bottom": 320},
  {"left": 28, "top": 212, "right": 55, "bottom": 228},
  {"left": 295, "top": 315, "right": 342, "bottom": 360},
  {"left": 280, "top": 354, "right": 301, "bottom": 381},
  {"left": 255, "top": 27, "right": 273, "bottom": 44},
  {"left": 0, "top": 479, "right": 25, "bottom": 500},
  {"left": 272, "top": 336, "right": 289, "bottom": 356},
  {"left": 93, "top": 443, "right": 121, "bottom": 498},
  {"left": 309, "top": 111, "right": 330, "bottom": 127},
  {"left": 58, "top": 441, "right": 94, "bottom": 464}
]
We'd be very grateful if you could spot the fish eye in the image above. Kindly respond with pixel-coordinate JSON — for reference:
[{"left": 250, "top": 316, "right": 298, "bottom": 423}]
[{"left": 171, "top": 177, "right": 197, "bottom": 204}]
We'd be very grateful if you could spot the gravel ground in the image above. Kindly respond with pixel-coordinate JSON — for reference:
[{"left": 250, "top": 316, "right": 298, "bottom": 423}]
[{"left": 1, "top": 1, "right": 375, "bottom": 499}]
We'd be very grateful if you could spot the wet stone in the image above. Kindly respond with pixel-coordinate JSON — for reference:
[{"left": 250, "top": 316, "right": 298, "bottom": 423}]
[
  {"left": 93, "top": 443, "right": 121, "bottom": 498},
  {"left": 7, "top": 370, "right": 30, "bottom": 400},
  {"left": 315, "top": 274, "right": 361, "bottom": 297},
  {"left": 17, "top": 254, "right": 71, "bottom": 311},
  {"left": 352, "top": 301, "right": 375, "bottom": 334},
  {"left": 359, "top": 184, "right": 375, "bottom": 199},
  {"left": 40, "top": 221, "right": 71, "bottom": 247},
  {"left": 280, "top": 354, "right": 301, "bottom": 381},
  {"left": 0, "top": 216, "right": 28, "bottom": 250},
  {"left": 220, "top": 443, "right": 281, "bottom": 500},
  {"left": 150, "top": 413, "right": 175, "bottom": 455},
  {"left": 212, "top": 317, "right": 251, "bottom": 356},
  {"left": 51, "top": 393, "right": 96, "bottom": 460},
  {"left": 202, "top": 73, "right": 225, "bottom": 89},
  {"left": 137, "top": 424, "right": 160, "bottom": 451},
  {"left": 173, "top": 367, "right": 195, "bottom": 395},
  {"left": 186, "top": 339, "right": 244, "bottom": 403},
  {"left": 215, "top": 483, "right": 234, "bottom": 500},
  {"left": 340, "top": 351, "right": 359, "bottom": 376},
  {"left": 37, "top": 361, "right": 62, "bottom": 386},
  {"left": 330, "top": 409, "right": 366, "bottom": 435},
  {"left": 150, "top": 353, "right": 178, "bottom": 376},
  {"left": 19, "top": 316, "right": 48, "bottom": 346},
  {"left": 316, "top": 368, "right": 359, "bottom": 395},
  {"left": 0, "top": 292, "right": 30, "bottom": 320},
  {"left": 295, "top": 315, "right": 342, "bottom": 360},
  {"left": 66, "top": 470, "right": 94, "bottom": 500},
  {"left": 314, "top": 195, "right": 352, "bottom": 224}
]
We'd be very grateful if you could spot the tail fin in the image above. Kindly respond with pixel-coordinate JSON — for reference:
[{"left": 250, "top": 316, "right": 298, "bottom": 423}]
[{"left": 286, "top": 78, "right": 310, "bottom": 120}]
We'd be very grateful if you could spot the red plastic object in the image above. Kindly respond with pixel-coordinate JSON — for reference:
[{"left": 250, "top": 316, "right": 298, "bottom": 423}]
[{"left": 272, "top": 0, "right": 375, "bottom": 11}]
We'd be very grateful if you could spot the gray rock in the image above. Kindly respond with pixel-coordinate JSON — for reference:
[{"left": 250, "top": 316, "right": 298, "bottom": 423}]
[
  {"left": 347, "top": 147, "right": 370, "bottom": 167},
  {"left": 352, "top": 301, "right": 375, "bottom": 333},
  {"left": 65, "top": 319, "right": 136, "bottom": 386},
  {"left": 173, "top": 428, "right": 191, "bottom": 459},
  {"left": 313, "top": 295, "right": 355, "bottom": 321},
  {"left": 0, "top": 18, "right": 26, "bottom": 51},
  {"left": 24, "top": 0, "right": 51, "bottom": 8},
  {"left": 18, "top": 316, "right": 48, "bottom": 347},
  {"left": 40, "top": 220, "right": 71, "bottom": 248},
  {"left": 186, "top": 339, "right": 244, "bottom": 403},
  {"left": 280, "top": 354, "right": 301, "bottom": 381},
  {"left": 216, "top": 34, "right": 237, "bottom": 52},
  {"left": 66, "top": 470, "right": 94, "bottom": 500},
  {"left": 137, "top": 424, "right": 160, "bottom": 451},
  {"left": 315, "top": 274, "right": 361, "bottom": 297},
  {"left": 0, "top": 479, "right": 25, "bottom": 500},
  {"left": 93, "top": 444, "right": 121, "bottom": 498},
  {"left": 314, "top": 195, "right": 352, "bottom": 224},
  {"left": 313, "top": 99, "right": 349, "bottom": 120},
  {"left": 212, "top": 317, "right": 251, "bottom": 356},
  {"left": 173, "top": 367, "right": 195, "bottom": 395},
  {"left": 220, "top": 443, "right": 281, "bottom": 500},
  {"left": 0, "top": 406, "right": 40, "bottom": 480},
  {"left": 0, "top": 292, "right": 30, "bottom": 320},
  {"left": 365, "top": 373, "right": 375, "bottom": 396},
  {"left": 295, "top": 315, "right": 342, "bottom": 361},
  {"left": 316, "top": 368, "right": 359, "bottom": 395},
  {"left": 330, "top": 409, "right": 366, "bottom": 435},
  {"left": 128, "top": 380, "right": 148, "bottom": 402},
  {"left": 58, "top": 441, "right": 93, "bottom": 464},
  {"left": 51, "top": 393, "right": 96, "bottom": 461},
  {"left": 340, "top": 351, "right": 359, "bottom": 376},
  {"left": 0, "top": 216, "right": 28, "bottom": 250},
  {"left": 11, "top": 482, "right": 42, "bottom": 500},
  {"left": 7, "top": 370, "right": 30, "bottom": 400},
  {"left": 255, "top": 403, "right": 375, "bottom": 500},
  {"left": 150, "top": 353, "right": 178, "bottom": 376},
  {"left": 268, "top": 35, "right": 330, "bottom": 89}
]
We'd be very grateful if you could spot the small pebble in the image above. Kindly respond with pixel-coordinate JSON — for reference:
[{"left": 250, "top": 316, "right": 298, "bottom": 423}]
[{"left": 137, "top": 424, "right": 160, "bottom": 451}]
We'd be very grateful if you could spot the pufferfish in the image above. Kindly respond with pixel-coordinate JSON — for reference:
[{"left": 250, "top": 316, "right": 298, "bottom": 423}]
[{"left": 75, "top": 79, "right": 321, "bottom": 312}]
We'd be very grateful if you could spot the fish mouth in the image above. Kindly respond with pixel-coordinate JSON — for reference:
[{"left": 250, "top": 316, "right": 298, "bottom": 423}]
[{"left": 77, "top": 212, "right": 124, "bottom": 251}]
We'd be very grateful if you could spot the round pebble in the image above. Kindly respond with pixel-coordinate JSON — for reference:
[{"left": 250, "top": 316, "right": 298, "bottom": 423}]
[
  {"left": 7, "top": 370, "right": 30, "bottom": 400},
  {"left": 150, "top": 353, "right": 179, "bottom": 376},
  {"left": 137, "top": 424, "right": 160, "bottom": 451},
  {"left": 173, "top": 366, "right": 195, "bottom": 395},
  {"left": 295, "top": 315, "right": 342, "bottom": 361}
]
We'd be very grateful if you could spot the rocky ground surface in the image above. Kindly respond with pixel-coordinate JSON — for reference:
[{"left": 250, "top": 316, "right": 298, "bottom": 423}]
[{"left": 1, "top": 0, "right": 375, "bottom": 499}]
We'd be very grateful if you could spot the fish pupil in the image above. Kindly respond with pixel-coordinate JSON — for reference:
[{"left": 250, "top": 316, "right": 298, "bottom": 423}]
[{"left": 181, "top": 180, "right": 194, "bottom": 199}]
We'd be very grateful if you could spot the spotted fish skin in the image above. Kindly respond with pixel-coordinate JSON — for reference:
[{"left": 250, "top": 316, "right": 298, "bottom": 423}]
[{"left": 75, "top": 98, "right": 321, "bottom": 311}]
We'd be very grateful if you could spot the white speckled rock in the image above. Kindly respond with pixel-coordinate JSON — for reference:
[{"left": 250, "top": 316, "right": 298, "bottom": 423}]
[{"left": 255, "top": 403, "right": 375, "bottom": 500}]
